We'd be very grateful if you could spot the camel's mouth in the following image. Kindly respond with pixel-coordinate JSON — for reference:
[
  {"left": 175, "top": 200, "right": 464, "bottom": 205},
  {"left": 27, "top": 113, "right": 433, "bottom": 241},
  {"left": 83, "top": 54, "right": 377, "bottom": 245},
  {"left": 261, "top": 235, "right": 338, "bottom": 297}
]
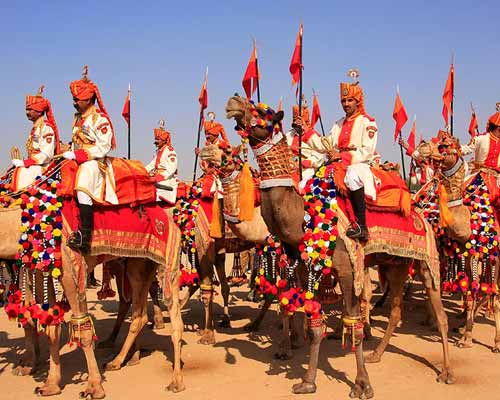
[{"left": 225, "top": 109, "right": 242, "bottom": 120}]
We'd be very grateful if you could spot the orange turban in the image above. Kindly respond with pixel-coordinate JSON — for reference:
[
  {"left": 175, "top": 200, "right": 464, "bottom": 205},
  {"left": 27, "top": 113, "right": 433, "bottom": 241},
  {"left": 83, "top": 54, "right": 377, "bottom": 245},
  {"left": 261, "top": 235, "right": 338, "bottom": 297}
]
[
  {"left": 292, "top": 104, "right": 310, "bottom": 128},
  {"left": 340, "top": 82, "right": 366, "bottom": 115},
  {"left": 70, "top": 67, "right": 116, "bottom": 149},
  {"left": 25, "top": 92, "right": 61, "bottom": 154},
  {"left": 154, "top": 127, "right": 171, "bottom": 142},
  {"left": 488, "top": 112, "right": 500, "bottom": 128}
]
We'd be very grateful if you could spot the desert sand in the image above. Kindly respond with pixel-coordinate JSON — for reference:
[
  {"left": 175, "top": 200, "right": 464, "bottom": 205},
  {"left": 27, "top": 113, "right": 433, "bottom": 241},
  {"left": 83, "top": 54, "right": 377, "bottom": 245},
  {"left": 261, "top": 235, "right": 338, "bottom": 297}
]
[{"left": 1, "top": 264, "right": 500, "bottom": 400}]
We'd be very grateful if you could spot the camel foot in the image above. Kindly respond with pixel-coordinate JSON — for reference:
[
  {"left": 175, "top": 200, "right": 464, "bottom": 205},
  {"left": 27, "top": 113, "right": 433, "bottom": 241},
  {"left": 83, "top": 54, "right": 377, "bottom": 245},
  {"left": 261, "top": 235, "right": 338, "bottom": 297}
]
[
  {"left": 491, "top": 345, "right": 500, "bottom": 353},
  {"left": 349, "top": 381, "right": 374, "bottom": 399},
  {"left": 292, "top": 381, "right": 316, "bottom": 394},
  {"left": 218, "top": 315, "right": 231, "bottom": 328},
  {"left": 34, "top": 383, "right": 61, "bottom": 397},
  {"left": 13, "top": 364, "right": 34, "bottom": 376},
  {"left": 103, "top": 360, "right": 122, "bottom": 371},
  {"left": 166, "top": 379, "right": 186, "bottom": 393},
  {"left": 197, "top": 330, "right": 216, "bottom": 345},
  {"left": 97, "top": 338, "right": 115, "bottom": 349},
  {"left": 79, "top": 382, "right": 105, "bottom": 400},
  {"left": 437, "top": 368, "right": 456, "bottom": 384},
  {"left": 364, "top": 351, "right": 382, "bottom": 364},
  {"left": 126, "top": 350, "right": 141, "bottom": 367},
  {"left": 455, "top": 337, "right": 473, "bottom": 348}
]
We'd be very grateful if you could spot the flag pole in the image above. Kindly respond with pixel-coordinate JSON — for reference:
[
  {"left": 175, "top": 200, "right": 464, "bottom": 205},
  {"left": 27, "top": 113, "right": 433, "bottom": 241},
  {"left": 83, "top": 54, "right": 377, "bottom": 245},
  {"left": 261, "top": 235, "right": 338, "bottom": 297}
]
[
  {"left": 450, "top": 53, "right": 454, "bottom": 136},
  {"left": 312, "top": 88, "right": 326, "bottom": 136},
  {"left": 298, "top": 23, "right": 303, "bottom": 180},
  {"left": 254, "top": 39, "right": 261, "bottom": 103},
  {"left": 127, "top": 84, "right": 131, "bottom": 159},
  {"left": 192, "top": 68, "right": 207, "bottom": 183}
]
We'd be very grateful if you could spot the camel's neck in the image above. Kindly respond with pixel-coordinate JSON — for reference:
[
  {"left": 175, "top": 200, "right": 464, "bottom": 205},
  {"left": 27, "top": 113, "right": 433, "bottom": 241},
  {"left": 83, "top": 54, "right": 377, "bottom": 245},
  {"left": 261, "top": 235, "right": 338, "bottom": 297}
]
[
  {"left": 440, "top": 156, "right": 466, "bottom": 203},
  {"left": 220, "top": 168, "right": 242, "bottom": 223},
  {"left": 250, "top": 131, "right": 296, "bottom": 189}
]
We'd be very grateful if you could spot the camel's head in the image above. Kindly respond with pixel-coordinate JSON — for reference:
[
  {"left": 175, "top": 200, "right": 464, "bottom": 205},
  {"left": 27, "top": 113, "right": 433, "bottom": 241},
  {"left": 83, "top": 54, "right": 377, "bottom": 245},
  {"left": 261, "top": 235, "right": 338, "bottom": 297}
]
[
  {"left": 199, "top": 143, "right": 222, "bottom": 167},
  {"left": 225, "top": 95, "right": 284, "bottom": 147},
  {"left": 199, "top": 142, "right": 243, "bottom": 177}
]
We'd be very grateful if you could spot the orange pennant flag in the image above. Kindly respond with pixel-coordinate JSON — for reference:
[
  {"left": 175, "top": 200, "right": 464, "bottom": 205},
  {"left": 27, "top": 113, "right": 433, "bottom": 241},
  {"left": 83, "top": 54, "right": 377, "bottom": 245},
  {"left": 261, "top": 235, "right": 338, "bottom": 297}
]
[
  {"left": 242, "top": 40, "right": 259, "bottom": 99},
  {"left": 468, "top": 105, "right": 479, "bottom": 137},
  {"left": 121, "top": 85, "right": 131, "bottom": 126},
  {"left": 311, "top": 94, "right": 321, "bottom": 128},
  {"left": 407, "top": 117, "right": 416, "bottom": 152},
  {"left": 393, "top": 91, "right": 408, "bottom": 142},
  {"left": 442, "top": 63, "right": 454, "bottom": 126},
  {"left": 198, "top": 68, "right": 208, "bottom": 112},
  {"left": 289, "top": 23, "right": 303, "bottom": 87}
]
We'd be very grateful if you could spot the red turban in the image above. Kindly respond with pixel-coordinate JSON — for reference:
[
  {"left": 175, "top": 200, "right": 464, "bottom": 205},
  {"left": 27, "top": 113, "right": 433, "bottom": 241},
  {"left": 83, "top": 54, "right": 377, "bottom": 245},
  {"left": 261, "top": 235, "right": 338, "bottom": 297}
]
[{"left": 25, "top": 94, "right": 61, "bottom": 154}]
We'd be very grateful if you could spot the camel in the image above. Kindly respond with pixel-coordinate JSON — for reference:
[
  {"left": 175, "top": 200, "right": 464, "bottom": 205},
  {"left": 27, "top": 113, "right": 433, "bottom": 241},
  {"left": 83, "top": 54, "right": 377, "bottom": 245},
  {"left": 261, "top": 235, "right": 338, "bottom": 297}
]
[
  {"left": 0, "top": 199, "right": 185, "bottom": 398},
  {"left": 414, "top": 134, "right": 500, "bottom": 351},
  {"left": 225, "top": 95, "right": 454, "bottom": 396}
]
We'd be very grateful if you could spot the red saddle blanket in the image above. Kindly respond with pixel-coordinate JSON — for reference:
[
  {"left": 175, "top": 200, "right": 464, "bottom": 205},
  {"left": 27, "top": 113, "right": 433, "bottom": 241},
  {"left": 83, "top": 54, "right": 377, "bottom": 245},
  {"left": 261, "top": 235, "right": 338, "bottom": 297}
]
[
  {"left": 62, "top": 200, "right": 179, "bottom": 268},
  {"left": 59, "top": 158, "right": 156, "bottom": 205}
]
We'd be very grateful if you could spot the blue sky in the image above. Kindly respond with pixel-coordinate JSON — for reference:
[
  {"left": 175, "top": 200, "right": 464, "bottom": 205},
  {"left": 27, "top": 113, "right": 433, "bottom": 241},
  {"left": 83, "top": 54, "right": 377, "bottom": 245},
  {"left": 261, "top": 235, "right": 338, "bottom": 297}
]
[{"left": 1, "top": 1, "right": 499, "bottom": 178}]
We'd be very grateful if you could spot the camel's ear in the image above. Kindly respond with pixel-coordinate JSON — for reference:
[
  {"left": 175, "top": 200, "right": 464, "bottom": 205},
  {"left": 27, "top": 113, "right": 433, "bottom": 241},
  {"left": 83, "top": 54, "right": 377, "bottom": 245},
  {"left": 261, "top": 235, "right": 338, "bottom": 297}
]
[{"left": 273, "top": 111, "right": 284, "bottom": 123}]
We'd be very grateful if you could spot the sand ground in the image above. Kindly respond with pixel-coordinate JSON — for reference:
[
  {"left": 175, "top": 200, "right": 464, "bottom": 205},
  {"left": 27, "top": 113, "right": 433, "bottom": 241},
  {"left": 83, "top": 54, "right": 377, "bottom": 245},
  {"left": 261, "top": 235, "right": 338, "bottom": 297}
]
[{"left": 1, "top": 264, "right": 500, "bottom": 400}]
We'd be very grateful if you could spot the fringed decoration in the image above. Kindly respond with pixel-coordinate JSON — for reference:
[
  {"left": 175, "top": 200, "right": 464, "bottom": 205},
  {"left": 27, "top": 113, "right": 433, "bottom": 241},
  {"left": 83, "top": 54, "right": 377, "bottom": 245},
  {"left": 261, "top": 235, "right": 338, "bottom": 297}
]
[{"left": 68, "top": 314, "right": 97, "bottom": 347}]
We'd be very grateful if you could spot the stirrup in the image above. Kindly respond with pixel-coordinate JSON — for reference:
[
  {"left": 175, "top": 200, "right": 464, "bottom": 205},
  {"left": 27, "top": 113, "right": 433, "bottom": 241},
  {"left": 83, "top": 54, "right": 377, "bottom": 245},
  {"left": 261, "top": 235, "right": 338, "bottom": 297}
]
[
  {"left": 346, "top": 222, "right": 368, "bottom": 241},
  {"left": 67, "top": 230, "right": 90, "bottom": 253}
]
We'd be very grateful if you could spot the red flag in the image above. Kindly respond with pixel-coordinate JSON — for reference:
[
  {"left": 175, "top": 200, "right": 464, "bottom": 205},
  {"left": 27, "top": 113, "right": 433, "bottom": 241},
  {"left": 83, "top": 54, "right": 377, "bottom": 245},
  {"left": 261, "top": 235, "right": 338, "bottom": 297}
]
[
  {"left": 121, "top": 85, "right": 130, "bottom": 126},
  {"left": 277, "top": 97, "right": 283, "bottom": 112},
  {"left": 408, "top": 117, "right": 416, "bottom": 151},
  {"left": 198, "top": 69, "right": 208, "bottom": 112},
  {"left": 289, "top": 23, "right": 303, "bottom": 87},
  {"left": 311, "top": 94, "right": 321, "bottom": 128},
  {"left": 242, "top": 41, "right": 259, "bottom": 99},
  {"left": 393, "top": 91, "right": 408, "bottom": 142},
  {"left": 442, "top": 63, "right": 454, "bottom": 126},
  {"left": 468, "top": 109, "right": 478, "bottom": 137}
]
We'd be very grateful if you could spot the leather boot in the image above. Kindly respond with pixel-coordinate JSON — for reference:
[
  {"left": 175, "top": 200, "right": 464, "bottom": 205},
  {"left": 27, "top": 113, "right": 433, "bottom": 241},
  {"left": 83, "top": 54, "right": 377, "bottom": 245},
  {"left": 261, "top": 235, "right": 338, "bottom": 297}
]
[
  {"left": 346, "top": 188, "right": 369, "bottom": 241},
  {"left": 68, "top": 204, "right": 93, "bottom": 254}
]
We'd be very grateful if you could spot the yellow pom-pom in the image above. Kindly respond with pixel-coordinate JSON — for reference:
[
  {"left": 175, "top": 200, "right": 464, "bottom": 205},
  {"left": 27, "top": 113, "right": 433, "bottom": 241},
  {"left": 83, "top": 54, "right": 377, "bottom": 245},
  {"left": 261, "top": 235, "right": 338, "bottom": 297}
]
[
  {"left": 281, "top": 297, "right": 289, "bottom": 306},
  {"left": 51, "top": 268, "right": 61, "bottom": 278},
  {"left": 305, "top": 291, "right": 314, "bottom": 300}
]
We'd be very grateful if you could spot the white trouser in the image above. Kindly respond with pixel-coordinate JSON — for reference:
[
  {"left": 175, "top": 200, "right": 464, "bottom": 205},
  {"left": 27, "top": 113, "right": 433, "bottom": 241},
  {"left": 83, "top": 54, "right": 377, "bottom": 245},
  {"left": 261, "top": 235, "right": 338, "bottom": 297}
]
[{"left": 344, "top": 163, "right": 377, "bottom": 200}]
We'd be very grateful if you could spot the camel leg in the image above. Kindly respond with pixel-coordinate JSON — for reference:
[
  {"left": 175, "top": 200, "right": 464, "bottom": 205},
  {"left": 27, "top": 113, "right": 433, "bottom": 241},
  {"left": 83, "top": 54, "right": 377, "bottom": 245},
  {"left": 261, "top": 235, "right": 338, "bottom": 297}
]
[
  {"left": 365, "top": 265, "right": 407, "bottom": 363},
  {"left": 12, "top": 323, "right": 40, "bottom": 376},
  {"left": 105, "top": 259, "right": 155, "bottom": 371},
  {"left": 490, "top": 295, "right": 500, "bottom": 353},
  {"left": 215, "top": 253, "right": 231, "bottom": 328},
  {"left": 456, "top": 295, "right": 475, "bottom": 349},
  {"left": 34, "top": 324, "right": 62, "bottom": 396},
  {"left": 59, "top": 265, "right": 105, "bottom": 399},
  {"left": 289, "top": 313, "right": 303, "bottom": 349},
  {"left": 274, "top": 308, "right": 293, "bottom": 360},
  {"left": 244, "top": 298, "right": 272, "bottom": 332},
  {"left": 166, "top": 271, "right": 186, "bottom": 393},
  {"left": 99, "top": 267, "right": 131, "bottom": 349},
  {"left": 420, "top": 263, "right": 455, "bottom": 384},
  {"left": 149, "top": 279, "right": 165, "bottom": 330},
  {"left": 197, "top": 256, "right": 216, "bottom": 345},
  {"left": 362, "top": 267, "right": 373, "bottom": 339},
  {"left": 180, "top": 284, "right": 199, "bottom": 309}
]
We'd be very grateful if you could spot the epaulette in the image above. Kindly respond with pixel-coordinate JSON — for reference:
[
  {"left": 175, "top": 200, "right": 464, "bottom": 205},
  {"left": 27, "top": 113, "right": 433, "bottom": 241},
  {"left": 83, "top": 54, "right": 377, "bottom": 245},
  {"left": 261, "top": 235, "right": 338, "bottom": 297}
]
[
  {"left": 96, "top": 109, "right": 110, "bottom": 119},
  {"left": 476, "top": 131, "right": 487, "bottom": 136},
  {"left": 364, "top": 114, "right": 376, "bottom": 122}
]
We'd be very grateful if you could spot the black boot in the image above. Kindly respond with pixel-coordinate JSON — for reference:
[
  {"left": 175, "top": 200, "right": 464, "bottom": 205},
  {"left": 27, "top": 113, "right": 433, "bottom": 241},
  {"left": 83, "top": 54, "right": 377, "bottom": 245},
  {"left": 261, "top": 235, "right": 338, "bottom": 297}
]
[
  {"left": 346, "top": 188, "right": 369, "bottom": 241},
  {"left": 68, "top": 204, "right": 93, "bottom": 254}
]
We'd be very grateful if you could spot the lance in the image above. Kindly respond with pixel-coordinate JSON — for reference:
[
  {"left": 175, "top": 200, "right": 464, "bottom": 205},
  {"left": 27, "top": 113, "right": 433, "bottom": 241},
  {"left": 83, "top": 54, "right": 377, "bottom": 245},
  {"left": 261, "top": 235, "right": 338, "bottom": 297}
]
[
  {"left": 127, "top": 84, "right": 131, "bottom": 159},
  {"left": 298, "top": 24, "right": 304, "bottom": 180},
  {"left": 255, "top": 39, "right": 261, "bottom": 103},
  {"left": 192, "top": 68, "right": 208, "bottom": 183}
]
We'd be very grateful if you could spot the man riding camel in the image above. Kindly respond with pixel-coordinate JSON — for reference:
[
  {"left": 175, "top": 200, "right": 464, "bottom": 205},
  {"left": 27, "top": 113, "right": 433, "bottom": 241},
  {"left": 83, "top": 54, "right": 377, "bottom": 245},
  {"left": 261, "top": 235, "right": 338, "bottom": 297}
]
[
  {"left": 204, "top": 111, "right": 229, "bottom": 145},
  {"left": 306, "top": 70, "right": 378, "bottom": 241},
  {"left": 461, "top": 103, "right": 500, "bottom": 171},
  {"left": 62, "top": 66, "right": 118, "bottom": 253},
  {"left": 11, "top": 86, "right": 60, "bottom": 191},
  {"left": 145, "top": 120, "right": 178, "bottom": 205}
]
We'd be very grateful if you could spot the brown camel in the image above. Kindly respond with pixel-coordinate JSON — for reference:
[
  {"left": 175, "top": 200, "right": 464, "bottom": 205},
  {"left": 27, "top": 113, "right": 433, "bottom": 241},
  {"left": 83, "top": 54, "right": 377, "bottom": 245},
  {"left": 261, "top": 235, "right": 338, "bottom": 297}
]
[
  {"left": 0, "top": 205, "right": 185, "bottom": 397},
  {"left": 225, "top": 95, "right": 454, "bottom": 396},
  {"left": 415, "top": 135, "right": 500, "bottom": 351}
]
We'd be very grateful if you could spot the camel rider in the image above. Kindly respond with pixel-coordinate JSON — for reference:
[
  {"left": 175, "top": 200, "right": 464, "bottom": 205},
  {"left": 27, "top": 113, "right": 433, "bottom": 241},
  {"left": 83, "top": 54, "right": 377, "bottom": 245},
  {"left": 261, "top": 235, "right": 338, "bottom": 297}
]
[
  {"left": 306, "top": 70, "right": 378, "bottom": 241},
  {"left": 11, "top": 86, "right": 61, "bottom": 191},
  {"left": 398, "top": 136, "right": 434, "bottom": 185},
  {"left": 145, "top": 120, "right": 178, "bottom": 205},
  {"left": 62, "top": 66, "right": 118, "bottom": 253},
  {"left": 461, "top": 104, "right": 500, "bottom": 171},
  {"left": 285, "top": 97, "right": 325, "bottom": 190},
  {"left": 204, "top": 111, "right": 229, "bottom": 145}
]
